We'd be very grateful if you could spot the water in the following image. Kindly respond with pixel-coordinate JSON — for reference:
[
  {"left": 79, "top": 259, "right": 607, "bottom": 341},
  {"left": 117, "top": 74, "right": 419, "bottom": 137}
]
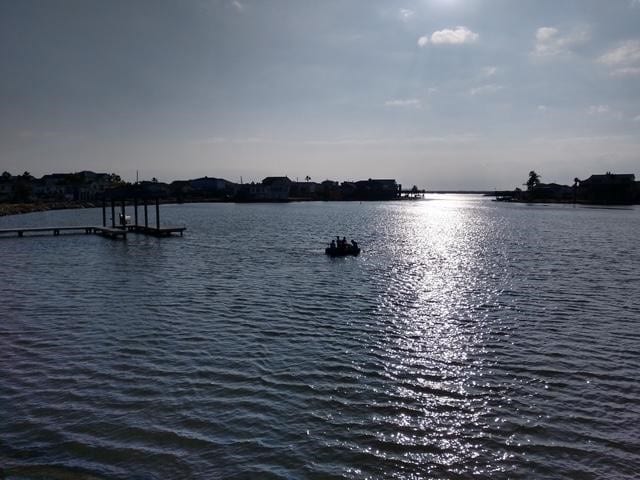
[{"left": 1, "top": 196, "right": 639, "bottom": 479}]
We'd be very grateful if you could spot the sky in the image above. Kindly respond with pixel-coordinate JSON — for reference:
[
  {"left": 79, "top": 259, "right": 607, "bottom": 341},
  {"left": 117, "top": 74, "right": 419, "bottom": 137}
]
[{"left": 1, "top": 0, "right": 639, "bottom": 189}]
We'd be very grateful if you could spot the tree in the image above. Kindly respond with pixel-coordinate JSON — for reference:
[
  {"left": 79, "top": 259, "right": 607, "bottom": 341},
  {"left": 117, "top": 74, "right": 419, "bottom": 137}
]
[
  {"left": 525, "top": 171, "right": 541, "bottom": 191},
  {"left": 1, "top": 171, "right": 11, "bottom": 179},
  {"left": 305, "top": 175, "right": 311, "bottom": 182},
  {"left": 108, "top": 173, "right": 122, "bottom": 184}
]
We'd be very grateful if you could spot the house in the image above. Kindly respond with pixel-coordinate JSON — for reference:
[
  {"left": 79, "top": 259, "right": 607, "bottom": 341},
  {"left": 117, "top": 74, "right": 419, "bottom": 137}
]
[
  {"left": 36, "top": 174, "right": 71, "bottom": 200},
  {"left": 190, "top": 177, "right": 227, "bottom": 193},
  {"left": 138, "top": 180, "right": 171, "bottom": 197},
  {"left": 352, "top": 179, "right": 400, "bottom": 200},
  {"left": 290, "top": 181, "right": 320, "bottom": 199},
  {"left": 75, "top": 172, "right": 113, "bottom": 200},
  {"left": 578, "top": 173, "right": 636, "bottom": 204},
  {"left": 261, "top": 176, "right": 292, "bottom": 200},
  {"left": 529, "top": 182, "right": 574, "bottom": 202},
  {"left": 0, "top": 174, "right": 14, "bottom": 201},
  {"left": 320, "top": 180, "right": 342, "bottom": 200},
  {"left": 32, "top": 171, "right": 113, "bottom": 201},
  {"left": 234, "top": 177, "right": 292, "bottom": 201}
]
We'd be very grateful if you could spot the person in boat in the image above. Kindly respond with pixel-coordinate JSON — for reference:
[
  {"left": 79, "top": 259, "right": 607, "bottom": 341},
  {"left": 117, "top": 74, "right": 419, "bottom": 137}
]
[
  {"left": 351, "top": 239, "right": 358, "bottom": 249},
  {"left": 330, "top": 239, "right": 336, "bottom": 250}
]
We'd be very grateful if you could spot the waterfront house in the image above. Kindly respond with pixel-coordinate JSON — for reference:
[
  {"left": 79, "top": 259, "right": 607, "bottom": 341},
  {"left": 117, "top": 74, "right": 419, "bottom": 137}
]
[
  {"left": 320, "top": 180, "right": 342, "bottom": 200},
  {"left": 261, "top": 176, "right": 292, "bottom": 200},
  {"left": 190, "top": 177, "right": 226, "bottom": 193},
  {"left": 290, "top": 181, "right": 320, "bottom": 199},
  {"left": 36, "top": 174, "right": 71, "bottom": 200},
  {"left": 0, "top": 174, "right": 14, "bottom": 201},
  {"left": 578, "top": 173, "right": 636, "bottom": 204},
  {"left": 529, "top": 182, "right": 574, "bottom": 202},
  {"left": 33, "top": 171, "right": 113, "bottom": 201},
  {"left": 352, "top": 179, "right": 401, "bottom": 200}
]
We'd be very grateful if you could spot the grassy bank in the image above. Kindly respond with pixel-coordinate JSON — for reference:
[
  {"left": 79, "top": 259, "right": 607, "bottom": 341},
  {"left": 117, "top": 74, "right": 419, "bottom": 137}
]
[{"left": 0, "top": 202, "right": 98, "bottom": 217}]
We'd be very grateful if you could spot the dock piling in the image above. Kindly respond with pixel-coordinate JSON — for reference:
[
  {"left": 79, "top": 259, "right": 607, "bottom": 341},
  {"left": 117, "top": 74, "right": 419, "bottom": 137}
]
[{"left": 155, "top": 197, "right": 160, "bottom": 230}]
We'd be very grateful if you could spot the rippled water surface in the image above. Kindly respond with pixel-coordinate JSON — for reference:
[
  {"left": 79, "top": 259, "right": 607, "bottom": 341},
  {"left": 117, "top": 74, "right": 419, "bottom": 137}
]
[{"left": 1, "top": 196, "right": 639, "bottom": 479}]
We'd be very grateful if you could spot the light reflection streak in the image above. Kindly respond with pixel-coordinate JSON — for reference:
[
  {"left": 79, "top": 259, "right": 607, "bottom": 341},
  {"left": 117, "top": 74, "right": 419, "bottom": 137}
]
[{"left": 362, "top": 196, "right": 509, "bottom": 475}]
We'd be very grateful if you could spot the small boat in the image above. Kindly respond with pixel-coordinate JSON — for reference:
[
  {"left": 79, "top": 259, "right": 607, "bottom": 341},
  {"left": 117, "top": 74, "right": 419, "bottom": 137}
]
[{"left": 325, "top": 240, "right": 361, "bottom": 257}]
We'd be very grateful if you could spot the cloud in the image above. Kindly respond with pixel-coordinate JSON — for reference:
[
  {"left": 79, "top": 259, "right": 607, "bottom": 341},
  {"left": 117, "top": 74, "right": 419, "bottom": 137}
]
[
  {"left": 431, "top": 26, "right": 479, "bottom": 45},
  {"left": 399, "top": 9, "right": 414, "bottom": 21},
  {"left": 418, "top": 26, "right": 479, "bottom": 47},
  {"left": 417, "top": 36, "right": 429, "bottom": 47},
  {"left": 598, "top": 40, "right": 640, "bottom": 65},
  {"left": 587, "top": 105, "right": 610, "bottom": 115},
  {"left": 533, "top": 26, "right": 590, "bottom": 56},
  {"left": 469, "top": 84, "right": 503, "bottom": 95},
  {"left": 585, "top": 105, "right": 623, "bottom": 119},
  {"left": 609, "top": 67, "right": 640, "bottom": 76},
  {"left": 598, "top": 39, "right": 640, "bottom": 75},
  {"left": 633, "top": 114, "right": 640, "bottom": 122},
  {"left": 231, "top": 0, "right": 244, "bottom": 12},
  {"left": 482, "top": 66, "right": 497, "bottom": 77},
  {"left": 631, "top": 0, "right": 640, "bottom": 7},
  {"left": 384, "top": 98, "right": 422, "bottom": 108},
  {"left": 537, "top": 105, "right": 548, "bottom": 112}
]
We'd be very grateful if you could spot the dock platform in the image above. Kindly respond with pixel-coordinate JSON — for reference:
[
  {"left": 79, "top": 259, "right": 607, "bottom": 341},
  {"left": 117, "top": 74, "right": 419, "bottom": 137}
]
[
  {"left": 94, "top": 226, "right": 128, "bottom": 239},
  {"left": 0, "top": 225, "right": 185, "bottom": 240},
  {"left": 126, "top": 225, "right": 186, "bottom": 236},
  {"left": 0, "top": 226, "right": 98, "bottom": 237}
]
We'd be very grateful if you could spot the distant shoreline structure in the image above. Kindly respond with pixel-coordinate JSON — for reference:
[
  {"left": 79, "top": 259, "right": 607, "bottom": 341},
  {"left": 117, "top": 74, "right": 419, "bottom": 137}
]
[
  {"left": 2, "top": 169, "right": 639, "bottom": 217},
  {"left": 494, "top": 171, "right": 640, "bottom": 206},
  {"left": 1, "top": 171, "right": 430, "bottom": 212}
]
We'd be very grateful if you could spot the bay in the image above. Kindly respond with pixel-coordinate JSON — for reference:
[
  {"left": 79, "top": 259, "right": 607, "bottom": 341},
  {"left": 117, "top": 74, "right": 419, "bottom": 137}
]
[{"left": 1, "top": 196, "right": 639, "bottom": 479}]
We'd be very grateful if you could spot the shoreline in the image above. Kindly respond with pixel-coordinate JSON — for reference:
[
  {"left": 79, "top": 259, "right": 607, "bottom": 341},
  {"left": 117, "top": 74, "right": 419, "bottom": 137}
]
[{"left": 0, "top": 202, "right": 100, "bottom": 218}]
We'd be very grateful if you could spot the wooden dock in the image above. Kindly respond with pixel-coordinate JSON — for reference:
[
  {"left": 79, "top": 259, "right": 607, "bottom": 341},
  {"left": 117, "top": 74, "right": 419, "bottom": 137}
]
[
  {"left": 94, "top": 226, "right": 128, "bottom": 239},
  {"left": 0, "top": 225, "right": 185, "bottom": 240},
  {"left": 1, "top": 190, "right": 186, "bottom": 240},
  {"left": 125, "top": 225, "right": 186, "bottom": 237},
  {"left": 0, "top": 226, "right": 127, "bottom": 239},
  {"left": 0, "top": 224, "right": 185, "bottom": 240}
]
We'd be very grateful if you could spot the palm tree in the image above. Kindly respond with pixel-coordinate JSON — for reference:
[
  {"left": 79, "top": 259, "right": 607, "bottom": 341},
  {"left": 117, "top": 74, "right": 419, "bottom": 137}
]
[
  {"left": 572, "top": 177, "right": 580, "bottom": 203},
  {"left": 525, "top": 171, "right": 541, "bottom": 191}
]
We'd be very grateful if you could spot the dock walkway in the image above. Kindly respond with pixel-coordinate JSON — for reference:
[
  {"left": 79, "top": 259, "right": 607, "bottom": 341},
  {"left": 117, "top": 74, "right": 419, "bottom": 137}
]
[
  {"left": 0, "top": 225, "right": 96, "bottom": 237},
  {"left": 0, "top": 225, "right": 183, "bottom": 239}
]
